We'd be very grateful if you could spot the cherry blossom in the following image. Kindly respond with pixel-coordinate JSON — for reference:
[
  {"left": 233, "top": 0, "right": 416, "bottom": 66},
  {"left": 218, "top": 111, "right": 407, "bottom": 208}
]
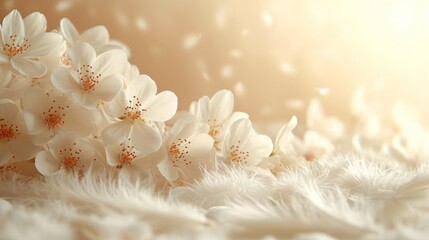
[
  {"left": 60, "top": 18, "right": 130, "bottom": 56},
  {"left": 0, "top": 100, "right": 39, "bottom": 165},
  {"left": 157, "top": 115, "right": 214, "bottom": 182},
  {"left": 51, "top": 42, "right": 128, "bottom": 109},
  {"left": 21, "top": 87, "right": 95, "bottom": 146},
  {"left": 102, "top": 75, "right": 177, "bottom": 153},
  {"left": 221, "top": 118, "right": 273, "bottom": 166},
  {"left": 0, "top": 10, "right": 62, "bottom": 77},
  {"left": 35, "top": 134, "right": 103, "bottom": 176},
  {"left": 191, "top": 89, "right": 248, "bottom": 149},
  {"left": 105, "top": 137, "right": 159, "bottom": 171}
]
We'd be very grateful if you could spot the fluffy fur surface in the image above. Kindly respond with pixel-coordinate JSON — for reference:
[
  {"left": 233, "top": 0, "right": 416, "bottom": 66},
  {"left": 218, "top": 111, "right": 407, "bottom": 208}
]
[{"left": 2, "top": 152, "right": 429, "bottom": 240}]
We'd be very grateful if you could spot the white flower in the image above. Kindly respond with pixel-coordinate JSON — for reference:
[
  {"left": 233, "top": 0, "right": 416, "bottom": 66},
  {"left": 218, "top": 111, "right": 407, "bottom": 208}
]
[
  {"left": 157, "top": 115, "right": 214, "bottom": 182},
  {"left": 0, "top": 66, "right": 30, "bottom": 100},
  {"left": 0, "top": 100, "right": 39, "bottom": 165},
  {"left": 221, "top": 118, "right": 273, "bottom": 166},
  {"left": 306, "top": 98, "right": 344, "bottom": 140},
  {"left": 295, "top": 130, "right": 335, "bottom": 161},
  {"left": 272, "top": 116, "right": 298, "bottom": 157},
  {"left": 105, "top": 137, "right": 159, "bottom": 170},
  {"left": 191, "top": 89, "right": 248, "bottom": 148},
  {"left": 60, "top": 18, "right": 130, "bottom": 56},
  {"left": 0, "top": 10, "right": 62, "bottom": 77},
  {"left": 51, "top": 42, "right": 128, "bottom": 110},
  {"left": 22, "top": 87, "right": 95, "bottom": 146},
  {"left": 260, "top": 116, "right": 299, "bottom": 173},
  {"left": 35, "top": 134, "right": 103, "bottom": 176},
  {"left": 102, "top": 75, "right": 177, "bottom": 153}
]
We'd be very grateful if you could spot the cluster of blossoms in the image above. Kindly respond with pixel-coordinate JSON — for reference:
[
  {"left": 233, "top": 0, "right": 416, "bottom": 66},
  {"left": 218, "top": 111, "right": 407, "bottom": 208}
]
[{"left": 0, "top": 10, "right": 425, "bottom": 184}]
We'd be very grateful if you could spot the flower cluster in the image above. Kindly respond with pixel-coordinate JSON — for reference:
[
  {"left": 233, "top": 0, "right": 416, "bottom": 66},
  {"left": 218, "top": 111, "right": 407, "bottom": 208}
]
[{"left": 1, "top": 10, "right": 426, "bottom": 184}]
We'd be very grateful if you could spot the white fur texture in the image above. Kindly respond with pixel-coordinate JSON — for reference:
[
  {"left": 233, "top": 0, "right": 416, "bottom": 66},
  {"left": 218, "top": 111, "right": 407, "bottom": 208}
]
[{"left": 2, "top": 153, "right": 429, "bottom": 240}]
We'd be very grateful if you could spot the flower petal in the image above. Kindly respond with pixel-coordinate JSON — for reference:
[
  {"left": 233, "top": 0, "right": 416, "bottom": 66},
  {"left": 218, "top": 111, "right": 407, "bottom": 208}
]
[
  {"left": 93, "top": 49, "right": 128, "bottom": 77},
  {"left": 35, "top": 150, "right": 60, "bottom": 176},
  {"left": 60, "top": 18, "right": 79, "bottom": 44},
  {"left": 106, "top": 90, "right": 127, "bottom": 117},
  {"left": 62, "top": 106, "right": 95, "bottom": 136},
  {"left": 133, "top": 147, "right": 167, "bottom": 170},
  {"left": 186, "top": 134, "right": 214, "bottom": 159},
  {"left": 23, "top": 12, "right": 47, "bottom": 39},
  {"left": 0, "top": 144, "right": 12, "bottom": 165},
  {"left": 101, "top": 120, "right": 132, "bottom": 146},
  {"left": 2, "top": 10, "right": 24, "bottom": 45},
  {"left": 126, "top": 75, "right": 157, "bottom": 103},
  {"left": 105, "top": 145, "right": 120, "bottom": 167},
  {"left": 169, "top": 115, "right": 198, "bottom": 141},
  {"left": 209, "top": 89, "right": 234, "bottom": 122},
  {"left": 142, "top": 91, "right": 178, "bottom": 122},
  {"left": 22, "top": 111, "right": 45, "bottom": 135},
  {"left": 131, "top": 122, "right": 162, "bottom": 153},
  {"left": 21, "top": 32, "right": 62, "bottom": 58},
  {"left": 93, "top": 74, "right": 123, "bottom": 102},
  {"left": 0, "top": 54, "right": 8, "bottom": 64},
  {"left": 68, "top": 42, "right": 96, "bottom": 69},
  {"left": 157, "top": 158, "right": 179, "bottom": 181},
  {"left": 5, "top": 76, "right": 32, "bottom": 101},
  {"left": 81, "top": 26, "right": 109, "bottom": 48},
  {"left": 9, "top": 135, "right": 40, "bottom": 160},
  {"left": 10, "top": 57, "right": 46, "bottom": 77},
  {"left": 51, "top": 67, "right": 80, "bottom": 94}
]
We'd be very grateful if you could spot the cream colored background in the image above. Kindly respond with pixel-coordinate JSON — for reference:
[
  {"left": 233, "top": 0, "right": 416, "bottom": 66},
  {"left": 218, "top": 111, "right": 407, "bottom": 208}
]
[{"left": 2, "top": 0, "right": 429, "bottom": 122}]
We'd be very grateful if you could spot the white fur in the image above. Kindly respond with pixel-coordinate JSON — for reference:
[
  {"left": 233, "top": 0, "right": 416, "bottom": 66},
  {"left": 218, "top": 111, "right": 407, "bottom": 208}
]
[{"left": 2, "top": 153, "right": 429, "bottom": 239}]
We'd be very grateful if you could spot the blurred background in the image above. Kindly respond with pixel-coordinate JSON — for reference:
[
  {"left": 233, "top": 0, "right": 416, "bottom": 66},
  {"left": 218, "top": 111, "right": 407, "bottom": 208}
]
[{"left": 2, "top": 0, "right": 429, "bottom": 123}]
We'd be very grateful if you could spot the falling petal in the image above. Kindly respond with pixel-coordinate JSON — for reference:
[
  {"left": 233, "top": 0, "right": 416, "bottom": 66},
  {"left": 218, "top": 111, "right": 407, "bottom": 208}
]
[
  {"left": 221, "top": 65, "right": 233, "bottom": 79},
  {"left": 135, "top": 16, "right": 148, "bottom": 31},
  {"left": 183, "top": 34, "right": 201, "bottom": 50}
]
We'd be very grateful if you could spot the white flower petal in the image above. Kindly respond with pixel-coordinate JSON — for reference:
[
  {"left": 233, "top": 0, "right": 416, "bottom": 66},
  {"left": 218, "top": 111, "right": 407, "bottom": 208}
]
[
  {"left": 22, "top": 87, "right": 49, "bottom": 115},
  {"left": 9, "top": 135, "right": 40, "bottom": 160},
  {"left": 209, "top": 89, "right": 234, "bottom": 122},
  {"left": 71, "top": 92, "right": 99, "bottom": 110},
  {"left": 131, "top": 122, "right": 162, "bottom": 153},
  {"left": 21, "top": 32, "right": 62, "bottom": 58},
  {"left": 0, "top": 99, "right": 18, "bottom": 120},
  {"left": 62, "top": 106, "right": 95, "bottom": 136},
  {"left": 60, "top": 18, "right": 79, "bottom": 44},
  {"left": 101, "top": 120, "right": 132, "bottom": 146},
  {"left": 0, "top": 144, "right": 12, "bottom": 165},
  {"left": 170, "top": 115, "right": 198, "bottom": 140},
  {"left": 126, "top": 75, "right": 157, "bottom": 103},
  {"left": 226, "top": 118, "right": 253, "bottom": 147},
  {"left": 2, "top": 10, "right": 24, "bottom": 44},
  {"left": 22, "top": 111, "right": 45, "bottom": 135},
  {"left": 81, "top": 26, "right": 109, "bottom": 47},
  {"left": 93, "top": 74, "right": 123, "bottom": 102},
  {"left": 10, "top": 57, "right": 46, "bottom": 77},
  {"left": 275, "top": 116, "right": 297, "bottom": 152},
  {"left": 186, "top": 134, "right": 214, "bottom": 158},
  {"left": 0, "top": 54, "right": 8, "bottom": 64},
  {"left": 4, "top": 76, "right": 32, "bottom": 101},
  {"left": 51, "top": 67, "right": 80, "bottom": 94},
  {"left": 133, "top": 148, "right": 167, "bottom": 170},
  {"left": 68, "top": 42, "right": 96, "bottom": 69},
  {"left": 143, "top": 91, "right": 177, "bottom": 122},
  {"left": 23, "top": 12, "right": 47, "bottom": 39},
  {"left": 195, "top": 96, "right": 209, "bottom": 122},
  {"left": 107, "top": 90, "right": 127, "bottom": 117},
  {"left": 35, "top": 150, "right": 60, "bottom": 176},
  {"left": 242, "top": 134, "right": 273, "bottom": 160},
  {"left": 105, "top": 146, "right": 120, "bottom": 167},
  {"left": 93, "top": 49, "right": 128, "bottom": 77},
  {"left": 157, "top": 158, "right": 179, "bottom": 181}
]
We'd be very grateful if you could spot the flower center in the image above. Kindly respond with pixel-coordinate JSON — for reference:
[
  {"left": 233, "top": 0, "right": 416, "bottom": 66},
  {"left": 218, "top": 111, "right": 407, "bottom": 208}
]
[
  {"left": 169, "top": 138, "right": 191, "bottom": 167},
  {"left": 0, "top": 119, "right": 19, "bottom": 142},
  {"left": 77, "top": 65, "right": 101, "bottom": 92},
  {"left": 63, "top": 156, "right": 78, "bottom": 170},
  {"left": 3, "top": 35, "right": 31, "bottom": 57},
  {"left": 118, "top": 142, "right": 137, "bottom": 165},
  {"left": 228, "top": 141, "right": 249, "bottom": 164},
  {"left": 59, "top": 144, "right": 81, "bottom": 170},
  {"left": 121, "top": 96, "right": 147, "bottom": 122},
  {"left": 43, "top": 104, "right": 67, "bottom": 130}
]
